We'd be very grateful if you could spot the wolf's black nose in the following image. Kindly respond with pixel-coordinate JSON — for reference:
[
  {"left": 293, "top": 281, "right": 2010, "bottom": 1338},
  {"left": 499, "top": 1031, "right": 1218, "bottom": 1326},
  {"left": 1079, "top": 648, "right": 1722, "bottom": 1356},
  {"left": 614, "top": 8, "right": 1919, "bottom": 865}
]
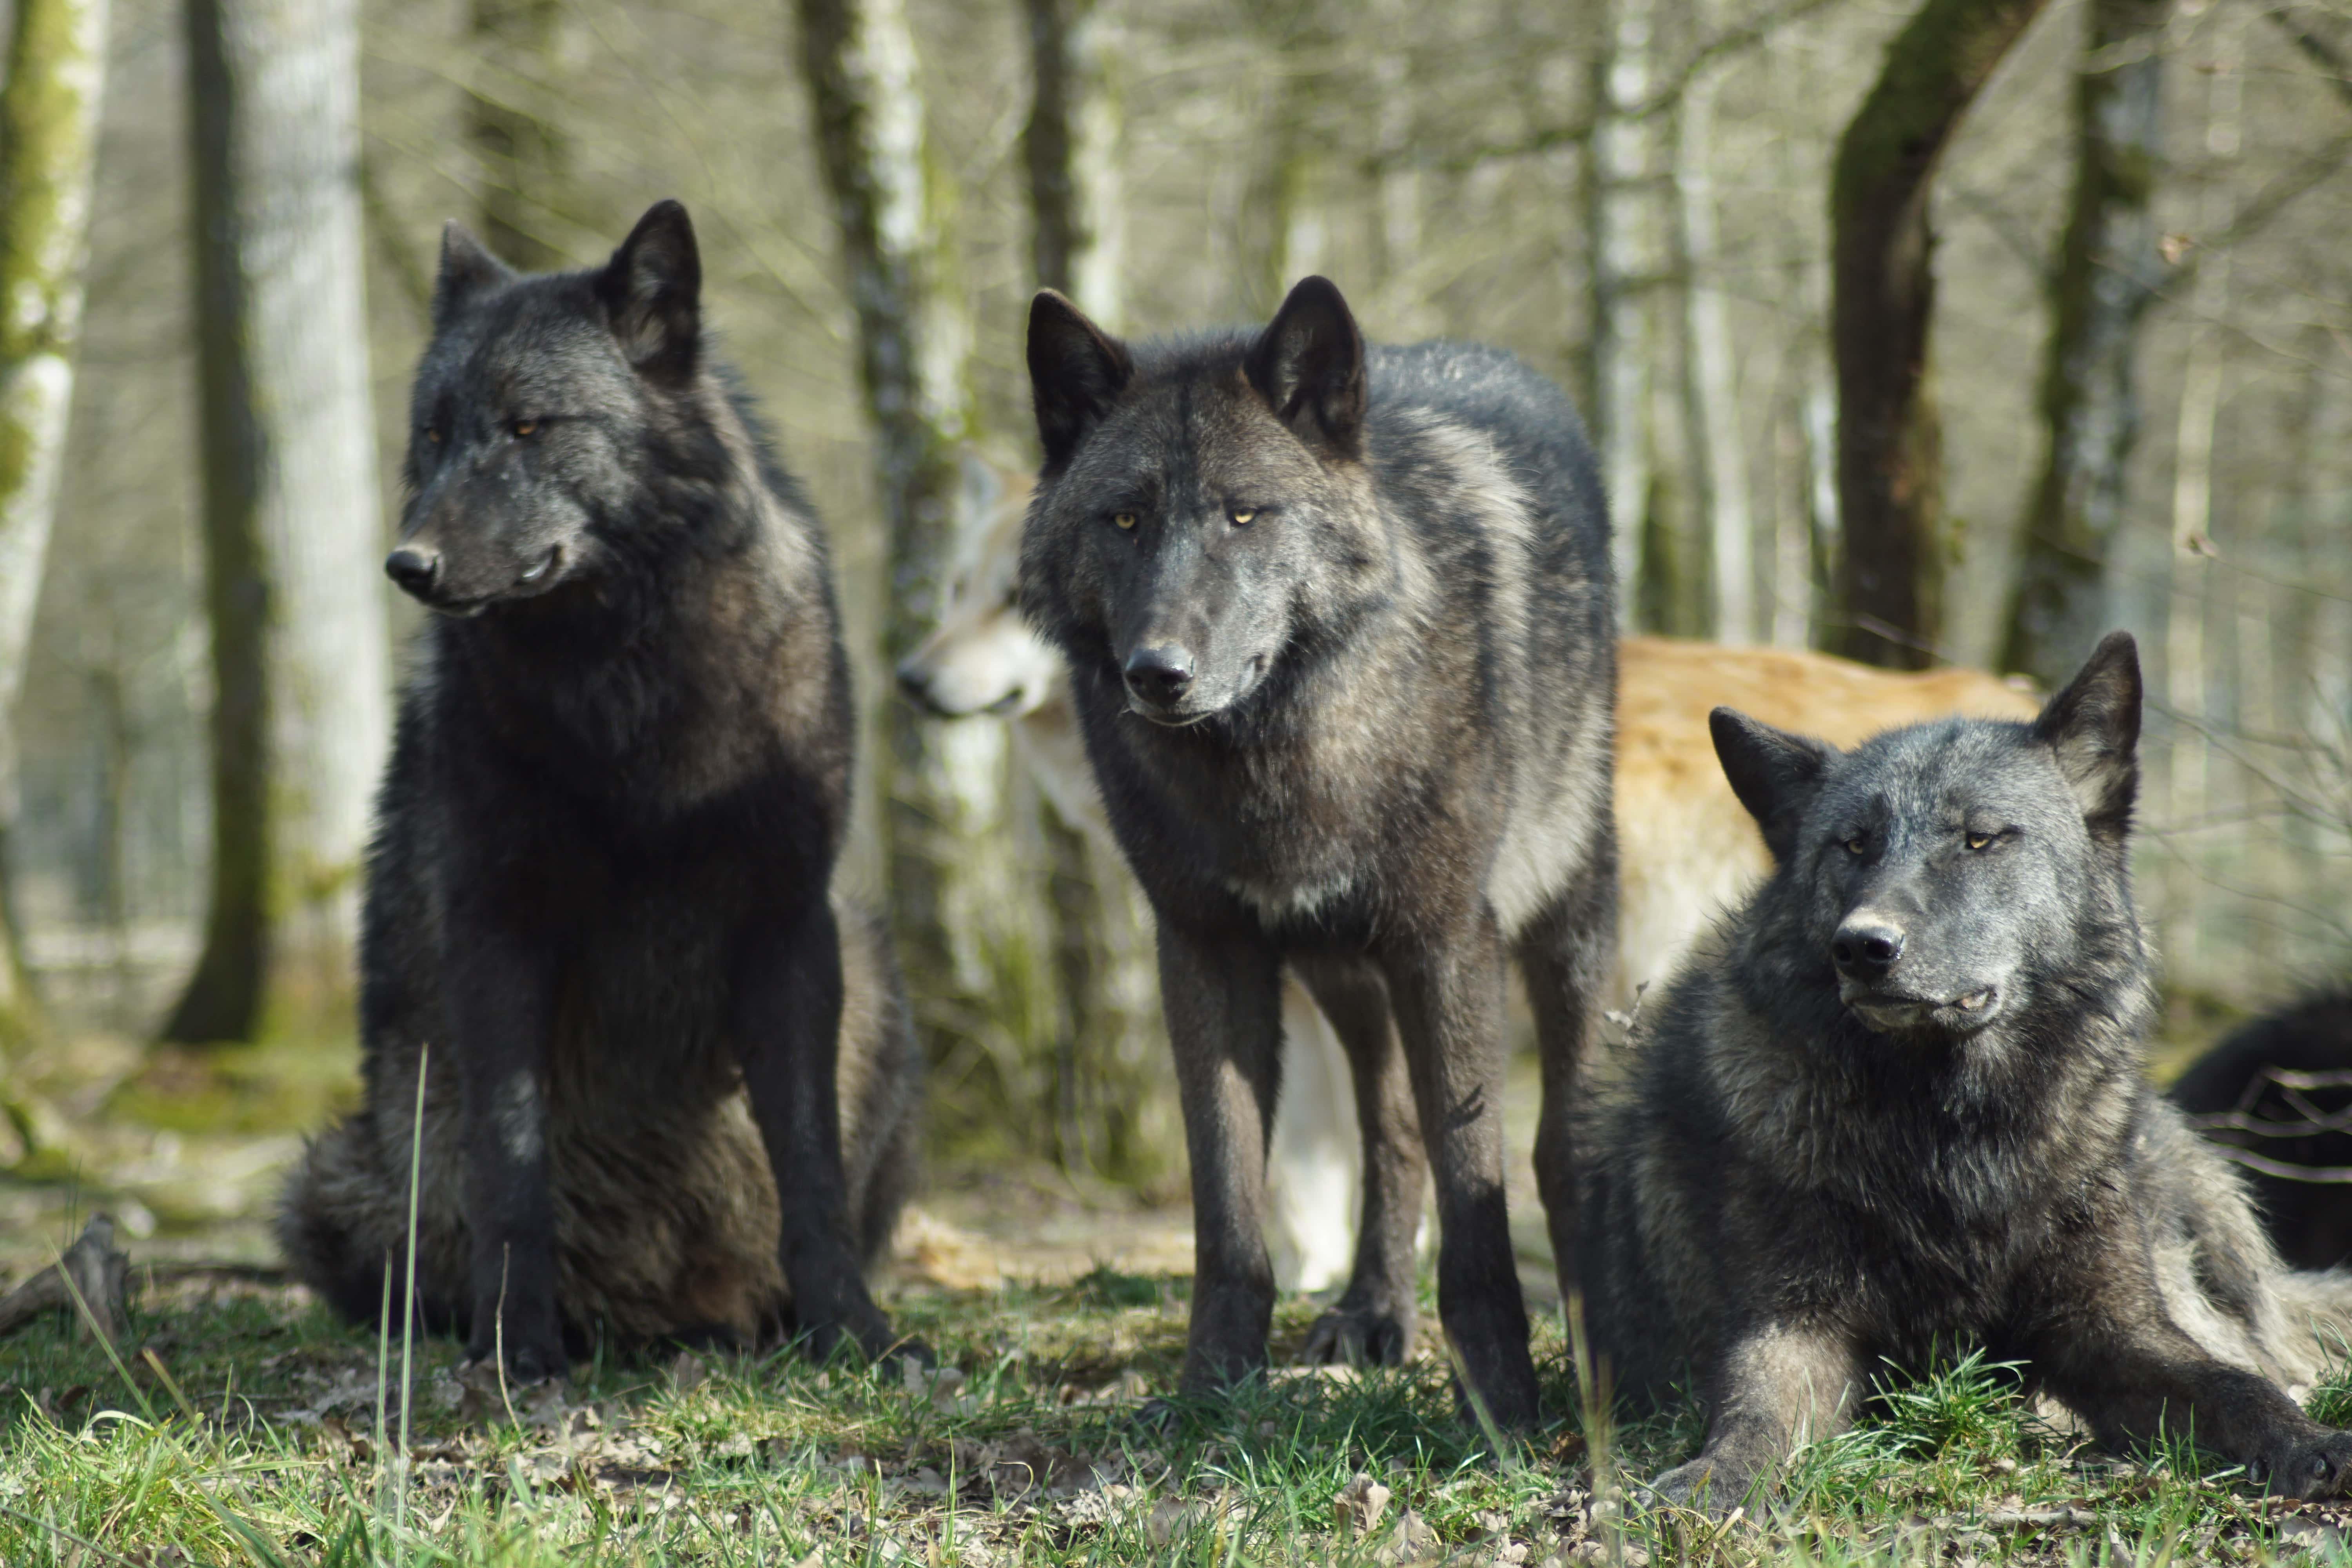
[
  {"left": 895, "top": 660, "right": 939, "bottom": 711},
  {"left": 1832, "top": 920, "right": 1905, "bottom": 973},
  {"left": 1124, "top": 646, "right": 1194, "bottom": 705},
  {"left": 385, "top": 547, "right": 441, "bottom": 597}
]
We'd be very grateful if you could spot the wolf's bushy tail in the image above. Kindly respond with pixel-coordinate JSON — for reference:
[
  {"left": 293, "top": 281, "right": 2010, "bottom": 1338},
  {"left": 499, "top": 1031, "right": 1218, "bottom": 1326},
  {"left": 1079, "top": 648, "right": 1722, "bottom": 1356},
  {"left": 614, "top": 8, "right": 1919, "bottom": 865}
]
[{"left": 276, "top": 1113, "right": 401, "bottom": 1325}]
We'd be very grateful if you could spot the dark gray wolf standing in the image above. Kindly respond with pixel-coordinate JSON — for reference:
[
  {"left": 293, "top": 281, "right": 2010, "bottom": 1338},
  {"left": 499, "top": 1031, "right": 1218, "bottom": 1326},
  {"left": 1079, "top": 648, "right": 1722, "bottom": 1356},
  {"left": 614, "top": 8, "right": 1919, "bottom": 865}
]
[
  {"left": 278, "top": 201, "right": 921, "bottom": 1378},
  {"left": 1020, "top": 277, "right": 1616, "bottom": 1427},
  {"left": 2173, "top": 990, "right": 2352, "bottom": 1271},
  {"left": 1577, "top": 633, "right": 2352, "bottom": 1508}
]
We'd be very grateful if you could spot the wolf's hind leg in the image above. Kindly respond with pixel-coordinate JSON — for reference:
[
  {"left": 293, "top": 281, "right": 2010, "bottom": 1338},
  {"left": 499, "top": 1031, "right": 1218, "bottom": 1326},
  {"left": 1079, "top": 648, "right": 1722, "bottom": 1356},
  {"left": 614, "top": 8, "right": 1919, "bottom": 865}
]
[
  {"left": 1519, "top": 844, "right": 1617, "bottom": 1306},
  {"left": 1291, "top": 954, "right": 1423, "bottom": 1367},
  {"left": 1382, "top": 909, "right": 1540, "bottom": 1430},
  {"left": 2033, "top": 1303, "right": 2352, "bottom": 1499}
]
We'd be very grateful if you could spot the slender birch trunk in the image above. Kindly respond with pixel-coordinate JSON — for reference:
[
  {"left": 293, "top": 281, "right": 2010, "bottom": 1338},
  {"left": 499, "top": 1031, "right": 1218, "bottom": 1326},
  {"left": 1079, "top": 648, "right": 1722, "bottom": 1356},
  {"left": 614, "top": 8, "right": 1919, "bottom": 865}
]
[
  {"left": 1024, "top": 0, "right": 1122, "bottom": 330},
  {"left": 1830, "top": 0, "right": 2051, "bottom": 668},
  {"left": 0, "top": 0, "right": 111, "bottom": 1061},
  {"left": 2161, "top": 8, "right": 2244, "bottom": 984},
  {"left": 1021, "top": 0, "right": 1174, "bottom": 1178},
  {"left": 166, "top": 0, "right": 390, "bottom": 1044},
  {"left": 1674, "top": 35, "right": 1755, "bottom": 644},
  {"left": 798, "top": 0, "right": 1033, "bottom": 1098},
  {"left": 1998, "top": 0, "right": 2169, "bottom": 687},
  {"left": 1587, "top": 0, "right": 1666, "bottom": 628}
]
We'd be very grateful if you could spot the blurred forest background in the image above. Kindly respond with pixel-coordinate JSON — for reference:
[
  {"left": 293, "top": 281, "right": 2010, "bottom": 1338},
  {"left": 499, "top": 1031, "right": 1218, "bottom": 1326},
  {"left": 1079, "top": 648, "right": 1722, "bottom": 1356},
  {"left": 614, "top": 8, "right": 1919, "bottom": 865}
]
[{"left": 0, "top": 0, "right": 2348, "bottom": 1210}]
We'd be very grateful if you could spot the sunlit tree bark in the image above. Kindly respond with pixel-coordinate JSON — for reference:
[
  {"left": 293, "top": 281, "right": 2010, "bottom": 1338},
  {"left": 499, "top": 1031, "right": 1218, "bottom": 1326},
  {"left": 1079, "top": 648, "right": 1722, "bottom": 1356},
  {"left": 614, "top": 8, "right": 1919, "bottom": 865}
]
[
  {"left": 1998, "top": 0, "right": 2169, "bottom": 686},
  {"left": 1829, "top": 0, "right": 2050, "bottom": 668},
  {"left": 0, "top": 0, "right": 111, "bottom": 1074},
  {"left": 166, "top": 0, "right": 390, "bottom": 1044},
  {"left": 1587, "top": 0, "right": 1667, "bottom": 628},
  {"left": 799, "top": 0, "right": 1042, "bottom": 1115}
]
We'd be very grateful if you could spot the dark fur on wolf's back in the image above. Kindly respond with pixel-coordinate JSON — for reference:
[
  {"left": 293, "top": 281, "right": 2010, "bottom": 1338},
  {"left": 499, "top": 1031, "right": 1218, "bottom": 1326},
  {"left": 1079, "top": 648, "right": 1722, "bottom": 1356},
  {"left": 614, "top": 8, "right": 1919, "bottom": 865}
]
[
  {"left": 1020, "top": 278, "right": 1617, "bottom": 1426},
  {"left": 2172, "top": 990, "right": 2352, "bottom": 1271},
  {"left": 1577, "top": 633, "right": 2352, "bottom": 1508},
  {"left": 276, "top": 202, "right": 920, "bottom": 1378}
]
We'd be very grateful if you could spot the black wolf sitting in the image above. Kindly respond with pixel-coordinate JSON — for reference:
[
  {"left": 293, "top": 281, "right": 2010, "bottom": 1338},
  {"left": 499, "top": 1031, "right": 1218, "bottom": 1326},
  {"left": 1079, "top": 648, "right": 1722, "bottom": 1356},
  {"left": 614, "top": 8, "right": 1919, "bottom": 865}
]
[
  {"left": 1577, "top": 633, "right": 2352, "bottom": 1508},
  {"left": 279, "top": 202, "right": 921, "bottom": 1378},
  {"left": 1020, "top": 277, "right": 1616, "bottom": 1428}
]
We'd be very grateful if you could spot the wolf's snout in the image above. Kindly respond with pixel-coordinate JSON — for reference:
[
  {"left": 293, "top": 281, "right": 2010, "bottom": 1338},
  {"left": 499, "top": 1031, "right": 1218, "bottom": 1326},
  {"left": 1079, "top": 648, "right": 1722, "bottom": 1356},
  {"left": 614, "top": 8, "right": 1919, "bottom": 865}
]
[
  {"left": 386, "top": 546, "right": 441, "bottom": 598},
  {"left": 895, "top": 659, "right": 945, "bottom": 714},
  {"left": 1123, "top": 646, "right": 1194, "bottom": 706},
  {"left": 1832, "top": 918, "right": 1905, "bottom": 974}
]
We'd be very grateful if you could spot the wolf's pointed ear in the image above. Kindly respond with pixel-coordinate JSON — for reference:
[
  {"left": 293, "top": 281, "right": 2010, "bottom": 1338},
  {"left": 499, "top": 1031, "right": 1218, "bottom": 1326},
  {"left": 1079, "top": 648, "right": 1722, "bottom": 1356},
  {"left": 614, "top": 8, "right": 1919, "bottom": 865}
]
[
  {"left": 1029, "top": 290, "right": 1132, "bottom": 468},
  {"left": 2033, "top": 630, "right": 2141, "bottom": 844},
  {"left": 597, "top": 200, "right": 701, "bottom": 379},
  {"left": 1245, "top": 276, "right": 1366, "bottom": 456},
  {"left": 435, "top": 222, "right": 512, "bottom": 326},
  {"left": 1710, "top": 708, "right": 1837, "bottom": 864}
]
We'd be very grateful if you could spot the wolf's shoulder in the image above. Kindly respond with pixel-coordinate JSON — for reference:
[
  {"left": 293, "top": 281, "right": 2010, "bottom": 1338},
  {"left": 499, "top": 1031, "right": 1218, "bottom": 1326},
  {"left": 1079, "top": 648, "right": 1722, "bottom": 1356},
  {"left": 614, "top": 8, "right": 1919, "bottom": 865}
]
[{"left": 1368, "top": 341, "right": 1583, "bottom": 433}]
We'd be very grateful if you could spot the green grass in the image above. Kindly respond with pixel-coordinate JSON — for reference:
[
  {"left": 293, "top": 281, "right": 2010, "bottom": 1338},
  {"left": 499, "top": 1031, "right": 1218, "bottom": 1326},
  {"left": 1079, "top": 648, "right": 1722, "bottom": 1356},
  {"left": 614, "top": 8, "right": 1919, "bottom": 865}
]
[{"left": 6, "top": 1272, "right": 2351, "bottom": 1566}]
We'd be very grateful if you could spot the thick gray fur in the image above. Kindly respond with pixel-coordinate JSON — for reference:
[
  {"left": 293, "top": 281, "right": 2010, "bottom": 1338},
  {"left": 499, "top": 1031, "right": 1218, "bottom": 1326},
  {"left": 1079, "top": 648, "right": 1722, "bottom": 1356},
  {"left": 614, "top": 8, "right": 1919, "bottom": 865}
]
[
  {"left": 1576, "top": 632, "right": 2352, "bottom": 1509},
  {"left": 1020, "top": 278, "right": 1617, "bottom": 1428}
]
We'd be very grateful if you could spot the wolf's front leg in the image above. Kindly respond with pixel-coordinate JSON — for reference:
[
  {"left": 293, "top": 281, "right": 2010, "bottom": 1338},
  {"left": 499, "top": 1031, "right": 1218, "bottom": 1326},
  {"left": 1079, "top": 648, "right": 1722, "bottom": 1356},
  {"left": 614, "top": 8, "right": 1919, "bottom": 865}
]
[
  {"left": 1651, "top": 1320, "right": 1863, "bottom": 1513},
  {"left": 1292, "top": 953, "right": 1423, "bottom": 1367},
  {"left": 732, "top": 900, "right": 903, "bottom": 1363},
  {"left": 1382, "top": 908, "right": 1540, "bottom": 1432},
  {"left": 2033, "top": 1306, "right": 2352, "bottom": 1499},
  {"left": 1159, "top": 923, "right": 1286, "bottom": 1396},
  {"left": 446, "top": 922, "right": 567, "bottom": 1382}
]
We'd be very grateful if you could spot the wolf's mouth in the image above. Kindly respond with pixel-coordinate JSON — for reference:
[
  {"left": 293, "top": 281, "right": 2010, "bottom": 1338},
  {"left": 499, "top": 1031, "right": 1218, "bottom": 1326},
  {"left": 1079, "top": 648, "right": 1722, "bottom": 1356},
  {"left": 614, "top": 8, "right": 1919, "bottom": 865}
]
[
  {"left": 1127, "top": 699, "right": 1214, "bottom": 728},
  {"left": 1842, "top": 983, "right": 2002, "bottom": 1031}
]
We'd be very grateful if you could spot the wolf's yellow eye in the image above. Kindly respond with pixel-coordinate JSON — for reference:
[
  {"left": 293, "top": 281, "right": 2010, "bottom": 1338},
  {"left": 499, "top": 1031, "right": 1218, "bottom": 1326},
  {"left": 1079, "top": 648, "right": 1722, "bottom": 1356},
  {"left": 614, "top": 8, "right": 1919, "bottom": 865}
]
[
  {"left": 1844, "top": 837, "right": 1866, "bottom": 856},
  {"left": 512, "top": 419, "right": 539, "bottom": 438},
  {"left": 1229, "top": 507, "right": 1257, "bottom": 526},
  {"left": 1965, "top": 831, "right": 1993, "bottom": 851},
  {"left": 1113, "top": 512, "right": 1137, "bottom": 530}
]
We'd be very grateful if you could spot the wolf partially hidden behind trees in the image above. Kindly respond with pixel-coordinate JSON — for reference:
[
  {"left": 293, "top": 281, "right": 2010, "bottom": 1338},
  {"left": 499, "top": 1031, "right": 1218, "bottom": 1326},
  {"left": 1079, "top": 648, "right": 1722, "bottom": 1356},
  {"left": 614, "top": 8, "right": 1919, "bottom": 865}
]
[
  {"left": 278, "top": 201, "right": 921, "bottom": 1377},
  {"left": 1020, "top": 276, "right": 1617, "bottom": 1428},
  {"left": 1578, "top": 632, "right": 2352, "bottom": 1509}
]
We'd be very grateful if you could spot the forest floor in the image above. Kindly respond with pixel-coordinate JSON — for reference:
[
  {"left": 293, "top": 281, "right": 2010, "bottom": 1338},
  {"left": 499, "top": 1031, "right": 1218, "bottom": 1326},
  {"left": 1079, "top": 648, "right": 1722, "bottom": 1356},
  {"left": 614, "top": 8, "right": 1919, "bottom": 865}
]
[{"left": 6, "top": 1018, "right": 2345, "bottom": 1565}]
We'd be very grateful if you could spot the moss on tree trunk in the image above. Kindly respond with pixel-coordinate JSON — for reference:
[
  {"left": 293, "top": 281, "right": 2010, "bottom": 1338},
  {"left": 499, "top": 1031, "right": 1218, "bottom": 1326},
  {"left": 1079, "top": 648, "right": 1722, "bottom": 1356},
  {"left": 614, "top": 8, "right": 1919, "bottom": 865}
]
[
  {"left": 1830, "top": 0, "right": 2050, "bottom": 669},
  {"left": 1999, "top": 0, "right": 2170, "bottom": 686}
]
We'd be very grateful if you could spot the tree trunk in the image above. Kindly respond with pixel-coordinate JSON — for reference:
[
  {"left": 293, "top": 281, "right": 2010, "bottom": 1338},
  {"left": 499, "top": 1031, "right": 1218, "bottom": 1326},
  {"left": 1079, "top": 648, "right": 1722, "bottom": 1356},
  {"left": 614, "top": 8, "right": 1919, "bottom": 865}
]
[
  {"left": 0, "top": 0, "right": 111, "bottom": 1059},
  {"left": 1023, "top": 0, "right": 1122, "bottom": 329},
  {"left": 2159, "top": 6, "right": 2245, "bottom": 986},
  {"left": 1586, "top": 0, "right": 1667, "bottom": 629},
  {"left": 468, "top": 0, "right": 570, "bottom": 271},
  {"left": 1998, "top": 0, "right": 2169, "bottom": 686},
  {"left": 167, "top": 0, "right": 390, "bottom": 1045},
  {"left": 0, "top": 0, "right": 111, "bottom": 1046},
  {"left": 1021, "top": 0, "right": 1171, "bottom": 1180},
  {"left": 1829, "top": 0, "right": 2050, "bottom": 669},
  {"left": 1674, "top": 21, "right": 1755, "bottom": 644},
  {"left": 798, "top": 0, "right": 1025, "bottom": 1094}
]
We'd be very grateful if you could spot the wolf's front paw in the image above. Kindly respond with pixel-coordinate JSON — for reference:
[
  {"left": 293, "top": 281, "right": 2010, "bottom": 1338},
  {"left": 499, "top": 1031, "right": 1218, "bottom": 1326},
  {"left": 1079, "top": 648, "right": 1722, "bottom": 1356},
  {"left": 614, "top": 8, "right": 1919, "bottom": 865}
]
[
  {"left": 464, "top": 1321, "right": 568, "bottom": 1385},
  {"left": 1302, "top": 1299, "right": 1414, "bottom": 1367},
  {"left": 460, "top": 1337, "right": 567, "bottom": 1390},
  {"left": 2249, "top": 1428, "right": 2352, "bottom": 1499},
  {"left": 1643, "top": 1458, "right": 1755, "bottom": 1516}
]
